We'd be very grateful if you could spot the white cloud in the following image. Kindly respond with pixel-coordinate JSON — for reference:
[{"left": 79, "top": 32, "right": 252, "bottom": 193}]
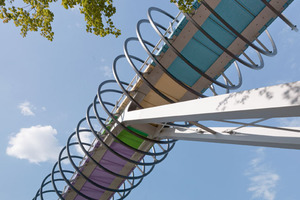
[
  {"left": 19, "top": 101, "right": 35, "bottom": 116},
  {"left": 101, "top": 66, "right": 113, "bottom": 78},
  {"left": 246, "top": 148, "right": 279, "bottom": 200},
  {"left": 6, "top": 125, "right": 62, "bottom": 163},
  {"left": 75, "top": 130, "right": 93, "bottom": 156}
]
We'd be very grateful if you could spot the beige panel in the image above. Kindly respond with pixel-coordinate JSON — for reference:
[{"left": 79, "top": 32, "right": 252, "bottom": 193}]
[
  {"left": 155, "top": 73, "right": 188, "bottom": 100},
  {"left": 140, "top": 90, "right": 170, "bottom": 107},
  {"left": 140, "top": 73, "right": 189, "bottom": 106},
  {"left": 140, "top": 99, "right": 157, "bottom": 108}
]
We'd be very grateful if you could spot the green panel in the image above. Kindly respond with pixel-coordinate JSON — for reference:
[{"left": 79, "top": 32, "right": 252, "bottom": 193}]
[{"left": 117, "top": 126, "right": 148, "bottom": 149}]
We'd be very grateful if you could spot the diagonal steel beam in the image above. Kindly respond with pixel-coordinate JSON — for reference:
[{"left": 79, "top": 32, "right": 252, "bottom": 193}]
[
  {"left": 121, "top": 81, "right": 300, "bottom": 125},
  {"left": 158, "top": 127, "right": 300, "bottom": 149}
]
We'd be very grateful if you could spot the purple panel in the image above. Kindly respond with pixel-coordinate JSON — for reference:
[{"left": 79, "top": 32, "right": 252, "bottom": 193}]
[
  {"left": 74, "top": 141, "right": 136, "bottom": 200},
  {"left": 74, "top": 186, "right": 105, "bottom": 200}
]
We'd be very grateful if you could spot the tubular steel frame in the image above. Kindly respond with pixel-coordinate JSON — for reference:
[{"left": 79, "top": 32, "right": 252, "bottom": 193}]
[{"left": 33, "top": 1, "right": 297, "bottom": 199}]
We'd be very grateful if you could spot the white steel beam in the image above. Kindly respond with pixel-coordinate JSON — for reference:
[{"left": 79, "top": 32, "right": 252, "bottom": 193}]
[
  {"left": 122, "top": 81, "right": 300, "bottom": 125},
  {"left": 159, "top": 127, "right": 300, "bottom": 149}
]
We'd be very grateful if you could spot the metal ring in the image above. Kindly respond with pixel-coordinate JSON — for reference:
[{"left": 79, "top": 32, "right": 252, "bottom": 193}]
[
  {"left": 148, "top": 7, "right": 250, "bottom": 89},
  {"left": 76, "top": 116, "right": 152, "bottom": 180},
  {"left": 96, "top": 80, "right": 177, "bottom": 145},
  {"left": 112, "top": 55, "right": 144, "bottom": 109},
  {"left": 124, "top": 38, "right": 176, "bottom": 103},
  {"left": 65, "top": 132, "right": 138, "bottom": 194},
  {"left": 33, "top": 171, "right": 68, "bottom": 200},
  {"left": 90, "top": 101, "right": 173, "bottom": 157},
  {"left": 136, "top": 19, "right": 207, "bottom": 98},
  {"left": 201, "top": 0, "right": 277, "bottom": 57}
]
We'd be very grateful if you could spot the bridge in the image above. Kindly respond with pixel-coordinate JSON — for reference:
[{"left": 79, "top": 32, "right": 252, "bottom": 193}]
[{"left": 33, "top": 0, "right": 299, "bottom": 199}]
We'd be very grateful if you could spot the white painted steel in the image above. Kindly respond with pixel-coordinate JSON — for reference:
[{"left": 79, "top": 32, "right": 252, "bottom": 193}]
[
  {"left": 158, "top": 127, "right": 300, "bottom": 149},
  {"left": 122, "top": 81, "right": 300, "bottom": 124}
]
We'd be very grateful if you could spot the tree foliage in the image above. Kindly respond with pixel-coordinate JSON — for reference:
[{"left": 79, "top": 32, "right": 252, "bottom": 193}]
[
  {"left": 171, "top": 0, "right": 196, "bottom": 13},
  {"left": 0, "top": 0, "right": 196, "bottom": 41}
]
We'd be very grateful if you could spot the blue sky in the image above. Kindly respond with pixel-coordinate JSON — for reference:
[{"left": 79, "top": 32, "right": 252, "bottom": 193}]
[{"left": 0, "top": 1, "right": 300, "bottom": 200}]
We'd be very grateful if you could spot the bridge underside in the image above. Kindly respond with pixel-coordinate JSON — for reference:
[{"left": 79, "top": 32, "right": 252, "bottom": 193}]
[{"left": 34, "top": 0, "right": 298, "bottom": 200}]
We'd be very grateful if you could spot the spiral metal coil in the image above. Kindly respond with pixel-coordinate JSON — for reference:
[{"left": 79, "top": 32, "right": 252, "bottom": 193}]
[{"left": 33, "top": 1, "right": 296, "bottom": 199}]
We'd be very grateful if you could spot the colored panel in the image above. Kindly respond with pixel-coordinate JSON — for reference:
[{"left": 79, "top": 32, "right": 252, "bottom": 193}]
[
  {"left": 167, "top": 37, "right": 220, "bottom": 86},
  {"left": 214, "top": 0, "right": 255, "bottom": 33},
  {"left": 75, "top": 142, "right": 136, "bottom": 200},
  {"left": 200, "top": 17, "right": 236, "bottom": 52},
  {"left": 117, "top": 126, "right": 148, "bottom": 149},
  {"left": 237, "top": 0, "right": 266, "bottom": 16}
]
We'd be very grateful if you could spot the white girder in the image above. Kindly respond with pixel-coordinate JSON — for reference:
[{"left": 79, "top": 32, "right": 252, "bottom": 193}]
[
  {"left": 122, "top": 81, "right": 300, "bottom": 124},
  {"left": 121, "top": 81, "right": 300, "bottom": 149},
  {"left": 158, "top": 127, "right": 300, "bottom": 149}
]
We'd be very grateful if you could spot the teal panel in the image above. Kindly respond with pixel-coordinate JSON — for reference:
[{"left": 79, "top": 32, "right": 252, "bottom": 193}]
[
  {"left": 192, "top": 31, "right": 223, "bottom": 56},
  {"left": 167, "top": 34, "right": 221, "bottom": 86},
  {"left": 182, "top": 37, "right": 220, "bottom": 68},
  {"left": 199, "top": 17, "right": 236, "bottom": 53},
  {"left": 214, "top": 0, "right": 254, "bottom": 33},
  {"left": 191, "top": 35, "right": 221, "bottom": 57},
  {"left": 168, "top": 57, "right": 200, "bottom": 86},
  {"left": 237, "top": 0, "right": 266, "bottom": 16}
]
